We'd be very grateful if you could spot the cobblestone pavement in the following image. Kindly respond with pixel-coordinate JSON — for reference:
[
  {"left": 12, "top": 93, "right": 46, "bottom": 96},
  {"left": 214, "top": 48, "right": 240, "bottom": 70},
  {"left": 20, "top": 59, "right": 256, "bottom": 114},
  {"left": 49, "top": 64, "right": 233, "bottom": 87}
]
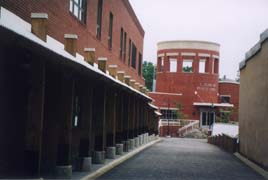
[{"left": 98, "top": 138, "right": 264, "bottom": 180}]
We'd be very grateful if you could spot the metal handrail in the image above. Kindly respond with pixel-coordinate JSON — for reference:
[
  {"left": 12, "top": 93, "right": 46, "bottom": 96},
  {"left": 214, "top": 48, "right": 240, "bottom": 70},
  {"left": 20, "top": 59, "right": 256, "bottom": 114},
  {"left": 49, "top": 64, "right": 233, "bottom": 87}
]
[{"left": 177, "top": 120, "right": 199, "bottom": 136}]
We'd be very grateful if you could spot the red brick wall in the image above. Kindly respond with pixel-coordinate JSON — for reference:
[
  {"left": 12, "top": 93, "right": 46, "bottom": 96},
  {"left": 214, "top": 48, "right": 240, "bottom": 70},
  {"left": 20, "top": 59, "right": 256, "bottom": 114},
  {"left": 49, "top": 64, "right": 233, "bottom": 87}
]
[
  {"left": 1, "top": 0, "right": 145, "bottom": 84},
  {"left": 159, "top": 126, "right": 182, "bottom": 137},
  {"left": 219, "top": 82, "right": 240, "bottom": 121}
]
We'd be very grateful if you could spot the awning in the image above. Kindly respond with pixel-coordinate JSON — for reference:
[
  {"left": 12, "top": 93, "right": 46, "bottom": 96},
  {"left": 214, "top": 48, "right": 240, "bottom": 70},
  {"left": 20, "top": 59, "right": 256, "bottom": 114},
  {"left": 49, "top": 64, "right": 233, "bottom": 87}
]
[
  {"left": 193, "top": 102, "right": 234, "bottom": 108},
  {"left": 154, "top": 111, "right": 162, "bottom": 116}
]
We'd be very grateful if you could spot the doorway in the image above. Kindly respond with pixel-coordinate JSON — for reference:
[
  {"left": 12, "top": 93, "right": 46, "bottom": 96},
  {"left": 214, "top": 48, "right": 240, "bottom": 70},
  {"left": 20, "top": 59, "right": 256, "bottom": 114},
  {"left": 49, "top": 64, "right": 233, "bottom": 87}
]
[{"left": 200, "top": 111, "right": 215, "bottom": 128}]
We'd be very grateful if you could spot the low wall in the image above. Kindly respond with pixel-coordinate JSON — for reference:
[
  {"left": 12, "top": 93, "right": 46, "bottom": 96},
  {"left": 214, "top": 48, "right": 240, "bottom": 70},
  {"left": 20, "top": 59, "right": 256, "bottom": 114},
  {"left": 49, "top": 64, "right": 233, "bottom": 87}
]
[{"left": 208, "top": 134, "right": 238, "bottom": 153}]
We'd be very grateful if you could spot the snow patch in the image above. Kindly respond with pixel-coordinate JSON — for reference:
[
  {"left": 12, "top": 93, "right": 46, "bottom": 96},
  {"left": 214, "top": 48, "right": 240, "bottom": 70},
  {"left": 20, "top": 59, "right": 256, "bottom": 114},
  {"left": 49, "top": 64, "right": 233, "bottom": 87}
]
[{"left": 212, "top": 123, "right": 238, "bottom": 138}]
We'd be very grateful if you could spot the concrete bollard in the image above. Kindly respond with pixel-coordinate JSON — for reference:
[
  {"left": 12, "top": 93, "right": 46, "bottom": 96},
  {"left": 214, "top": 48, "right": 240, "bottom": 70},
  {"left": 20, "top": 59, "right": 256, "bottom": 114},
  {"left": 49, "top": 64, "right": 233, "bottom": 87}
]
[
  {"left": 138, "top": 135, "right": 143, "bottom": 146},
  {"left": 81, "top": 157, "right": 92, "bottom": 172},
  {"left": 93, "top": 151, "right": 105, "bottom": 164},
  {"left": 106, "top": 146, "right": 116, "bottom": 159},
  {"left": 142, "top": 134, "right": 145, "bottom": 145},
  {"left": 131, "top": 139, "right": 135, "bottom": 149},
  {"left": 144, "top": 133, "right": 147, "bottom": 144},
  {"left": 122, "top": 141, "right": 129, "bottom": 152},
  {"left": 134, "top": 137, "right": 139, "bottom": 148},
  {"left": 55, "top": 165, "right": 72, "bottom": 179},
  {"left": 128, "top": 139, "right": 134, "bottom": 150},
  {"left": 116, "top": 144, "right": 123, "bottom": 155}
]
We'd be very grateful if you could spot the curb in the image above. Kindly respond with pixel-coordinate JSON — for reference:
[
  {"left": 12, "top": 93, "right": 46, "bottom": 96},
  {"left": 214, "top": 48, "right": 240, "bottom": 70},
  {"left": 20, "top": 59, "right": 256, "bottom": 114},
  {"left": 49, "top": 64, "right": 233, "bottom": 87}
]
[
  {"left": 81, "top": 138, "right": 163, "bottom": 180},
  {"left": 234, "top": 152, "right": 268, "bottom": 179}
]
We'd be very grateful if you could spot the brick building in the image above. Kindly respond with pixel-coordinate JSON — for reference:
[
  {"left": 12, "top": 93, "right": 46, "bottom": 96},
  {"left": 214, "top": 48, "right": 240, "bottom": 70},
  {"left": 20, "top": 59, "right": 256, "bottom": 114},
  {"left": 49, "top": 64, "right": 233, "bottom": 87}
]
[
  {"left": 1, "top": 0, "right": 145, "bottom": 85},
  {"left": 0, "top": 1, "right": 160, "bottom": 178},
  {"left": 149, "top": 40, "right": 239, "bottom": 136}
]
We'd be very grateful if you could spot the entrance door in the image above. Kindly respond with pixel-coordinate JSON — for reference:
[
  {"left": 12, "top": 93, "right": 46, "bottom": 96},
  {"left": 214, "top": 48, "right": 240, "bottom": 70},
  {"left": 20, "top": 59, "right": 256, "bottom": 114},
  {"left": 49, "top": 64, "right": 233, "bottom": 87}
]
[{"left": 201, "top": 111, "right": 215, "bottom": 128}]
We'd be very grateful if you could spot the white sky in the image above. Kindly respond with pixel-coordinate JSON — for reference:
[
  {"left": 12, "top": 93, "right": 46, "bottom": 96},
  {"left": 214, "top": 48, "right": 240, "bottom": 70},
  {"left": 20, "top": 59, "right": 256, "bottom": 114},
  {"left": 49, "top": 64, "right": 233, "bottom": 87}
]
[{"left": 129, "top": 0, "right": 268, "bottom": 79}]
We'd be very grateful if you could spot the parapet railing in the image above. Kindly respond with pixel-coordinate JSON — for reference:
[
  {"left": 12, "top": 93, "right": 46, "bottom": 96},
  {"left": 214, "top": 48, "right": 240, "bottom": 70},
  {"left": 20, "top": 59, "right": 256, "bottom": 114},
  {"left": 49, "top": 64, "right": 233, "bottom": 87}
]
[
  {"left": 177, "top": 120, "right": 199, "bottom": 137},
  {"left": 159, "top": 119, "right": 182, "bottom": 127}
]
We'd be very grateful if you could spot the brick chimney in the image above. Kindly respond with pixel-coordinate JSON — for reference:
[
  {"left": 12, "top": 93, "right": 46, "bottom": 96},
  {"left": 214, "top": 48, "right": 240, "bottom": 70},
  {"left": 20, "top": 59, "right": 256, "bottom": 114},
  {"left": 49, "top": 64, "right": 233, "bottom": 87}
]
[
  {"left": 117, "top": 71, "right": 125, "bottom": 82},
  {"left": 135, "top": 83, "right": 140, "bottom": 90},
  {"left": 124, "top": 76, "right": 131, "bottom": 86},
  {"left": 64, "top": 34, "right": 78, "bottom": 57},
  {"left": 108, "top": 65, "right": 118, "bottom": 78},
  {"left": 98, "top": 57, "right": 108, "bottom": 73},
  {"left": 84, "top": 48, "right": 95, "bottom": 65},
  {"left": 130, "top": 79, "right": 136, "bottom": 88},
  {"left": 31, "top": 13, "right": 48, "bottom": 42}
]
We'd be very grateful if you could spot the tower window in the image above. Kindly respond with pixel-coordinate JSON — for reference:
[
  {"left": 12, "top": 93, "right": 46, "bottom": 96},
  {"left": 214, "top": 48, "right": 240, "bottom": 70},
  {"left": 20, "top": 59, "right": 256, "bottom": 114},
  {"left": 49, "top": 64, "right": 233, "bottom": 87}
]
[
  {"left": 182, "top": 60, "right": 193, "bottom": 72},
  {"left": 199, "top": 59, "right": 206, "bottom": 73},
  {"left": 169, "top": 58, "right": 177, "bottom": 72}
]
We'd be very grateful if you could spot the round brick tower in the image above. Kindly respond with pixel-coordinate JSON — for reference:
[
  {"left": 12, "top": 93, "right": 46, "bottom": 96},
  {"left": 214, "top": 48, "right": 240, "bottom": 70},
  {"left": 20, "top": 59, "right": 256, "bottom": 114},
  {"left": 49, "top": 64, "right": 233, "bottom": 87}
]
[{"left": 152, "top": 40, "right": 220, "bottom": 121}]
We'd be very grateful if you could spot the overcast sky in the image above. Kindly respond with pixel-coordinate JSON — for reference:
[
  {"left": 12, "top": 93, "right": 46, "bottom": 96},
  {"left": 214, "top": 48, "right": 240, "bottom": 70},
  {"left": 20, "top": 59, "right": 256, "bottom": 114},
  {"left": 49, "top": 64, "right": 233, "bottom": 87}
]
[{"left": 129, "top": 0, "right": 268, "bottom": 79}]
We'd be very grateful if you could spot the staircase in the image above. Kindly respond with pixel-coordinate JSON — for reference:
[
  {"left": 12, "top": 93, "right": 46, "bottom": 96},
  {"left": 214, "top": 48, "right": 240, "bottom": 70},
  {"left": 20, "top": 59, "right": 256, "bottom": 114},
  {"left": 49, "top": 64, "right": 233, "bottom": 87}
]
[{"left": 177, "top": 120, "right": 199, "bottom": 137}]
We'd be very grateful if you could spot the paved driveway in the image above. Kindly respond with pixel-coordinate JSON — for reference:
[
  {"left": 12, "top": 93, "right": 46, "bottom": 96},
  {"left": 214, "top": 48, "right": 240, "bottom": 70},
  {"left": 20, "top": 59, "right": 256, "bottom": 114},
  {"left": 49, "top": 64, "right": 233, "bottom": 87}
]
[{"left": 98, "top": 138, "right": 264, "bottom": 180}]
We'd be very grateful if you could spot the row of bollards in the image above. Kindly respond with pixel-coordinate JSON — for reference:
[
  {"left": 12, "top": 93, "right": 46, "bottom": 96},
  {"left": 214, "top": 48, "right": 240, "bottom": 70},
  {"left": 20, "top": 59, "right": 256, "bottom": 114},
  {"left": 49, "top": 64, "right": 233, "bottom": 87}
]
[{"left": 79, "top": 133, "right": 158, "bottom": 174}]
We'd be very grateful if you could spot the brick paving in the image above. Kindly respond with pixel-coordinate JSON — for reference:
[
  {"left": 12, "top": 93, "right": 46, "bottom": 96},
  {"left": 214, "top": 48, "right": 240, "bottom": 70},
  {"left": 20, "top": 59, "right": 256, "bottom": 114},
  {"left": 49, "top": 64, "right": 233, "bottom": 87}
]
[{"left": 98, "top": 138, "right": 264, "bottom": 180}]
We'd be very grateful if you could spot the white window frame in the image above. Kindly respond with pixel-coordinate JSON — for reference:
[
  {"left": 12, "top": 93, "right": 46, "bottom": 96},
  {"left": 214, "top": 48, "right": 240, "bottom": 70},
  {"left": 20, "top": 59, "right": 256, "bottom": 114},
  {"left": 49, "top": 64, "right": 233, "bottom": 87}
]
[
  {"left": 199, "top": 59, "right": 206, "bottom": 73},
  {"left": 212, "top": 58, "right": 215, "bottom": 74},
  {"left": 182, "top": 59, "right": 193, "bottom": 73},
  {"left": 169, "top": 57, "right": 177, "bottom": 72}
]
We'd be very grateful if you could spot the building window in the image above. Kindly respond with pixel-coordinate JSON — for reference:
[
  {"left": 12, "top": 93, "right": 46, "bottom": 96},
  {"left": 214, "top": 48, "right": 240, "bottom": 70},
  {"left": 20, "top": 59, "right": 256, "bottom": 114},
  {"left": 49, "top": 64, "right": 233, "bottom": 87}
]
[
  {"left": 160, "top": 109, "right": 177, "bottom": 120},
  {"left": 199, "top": 59, "right": 206, "bottom": 73},
  {"left": 108, "top": 12, "right": 113, "bottom": 50},
  {"left": 214, "top": 58, "right": 219, "bottom": 74},
  {"left": 123, "top": 32, "right": 127, "bottom": 62},
  {"left": 119, "top": 28, "right": 124, "bottom": 59},
  {"left": 201, "top": 111, "right": 215, "bottom": 127},
  {"left": 169, "top": 58, "right": 177, "bottom": 72},
  {"left": 69, "top": 0, "right": 87, "bottom": 23},
  {"left": 96, "top": 0, "right": 103, "bottom": 39},
  {"left": 131, "top": 43, "right": 137, "bottom": 69},
  {"left": 138, "top": 53, "right": 142, "bottom": 76},
  {"left": 182, "top": 60, "right": 193, "bottom": 72},
  {"left": 73, "top": 96, "right": 80, "bottom": 127},
  {"left": 160, "top": 57, "right": 164, "bottom": 71},
  {"left": 220, "top": 95, "right": 231, "bottom": 103},
  {"left": 128, "top": 39, "right": 132, "bottom": 66}
]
